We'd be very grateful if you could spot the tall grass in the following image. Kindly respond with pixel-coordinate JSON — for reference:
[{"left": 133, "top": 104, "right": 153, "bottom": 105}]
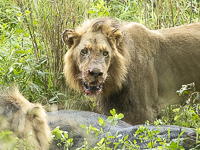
[
  {"left": 88, "top": 0, "right": 200, "bottom": 29},
  {"left": 0, "top": 0, "right": 199, "bottom": 110},
  {"left": 1, "top": 0, "right": 93, "bottom": 110}
]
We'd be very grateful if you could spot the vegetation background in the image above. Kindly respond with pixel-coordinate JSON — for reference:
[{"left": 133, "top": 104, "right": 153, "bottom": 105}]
[
  {"left": 1, "top": 0, "right": 200, "bottom": 149},
  {"left": 0, "top": 0, "right": 200, "bottom": 122}
]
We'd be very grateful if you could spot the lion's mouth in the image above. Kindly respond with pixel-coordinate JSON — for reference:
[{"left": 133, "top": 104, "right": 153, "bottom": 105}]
[
  {"left": 83, "top": 82, "right": 103, "bottom": 91},
  {"left": 83, "top": 82, "right": 103, "bottom": 95}
]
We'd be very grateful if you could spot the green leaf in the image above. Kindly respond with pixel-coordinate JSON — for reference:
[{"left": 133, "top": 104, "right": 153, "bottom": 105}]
[
  {"left": 49, "top": 96, "right": 57, "bottom": 103},
  {"left": 54, "top": 131, "right": 62, "bottom": 139},
  {"left": 24, "top": 32, "right": 29, "bottom": 36},
  {"left": 9, "top": 66, "right": 13, "bottom": 74},
  {"left": 108, "top": 136, "right": 114, "bottom": 139},
  {"left": 80, "top": 125, "right": 86, "bottom": 129},
  {"left": 167, "top": 141, "right": 178, "bottom": 149},
  {"left": 116, "top": 113, "right": 124, "bottom": 120},
  {"left": 15, "top": 50, "right": 26, "bottom": 54},
  {"left": 123, "top": 135, "right": 129, "bottom": 141},
  {"left": 33, "top": 20, "right": 38, "bottom": 25},
  {"left": 110, "top": 109, "right": 116, "bottom": 116},
  {"left": 91, "top": 126, "right": 99, "bottom": 132},
  {"left": 107, "top": 116, "right": 113, "bottom": 123},
  {"left": 114, "top": 143, "right": 120, "bottom": 149},
  {"left": 97, "top": 138, "right": 104, "bottom": 146},
  {"left": 111, "top": 120, "right": 118, "bottom": 126},
  {"left": 88, "top": 10, "right": 94, "bottom": 14},
  {"left": 26, "top": 10, "right": 31, "bottom": 14},
  {"left": 174, "top": 115, "right": 180, "bottom": 121},
  {"left": 99, "top": 117, "right": 104, "bottom": 124},
  {"left": 147, "top": 141, "right": 153, "bottom": 148},
  {"left": 95, "top": 133, "right": 99, "bottom": 139},
  {"left": 14, "top": 29, "right": 23, "bottom": 34},
  {"left": 63, "top": 131, "right": 68, "bottom": 139}
]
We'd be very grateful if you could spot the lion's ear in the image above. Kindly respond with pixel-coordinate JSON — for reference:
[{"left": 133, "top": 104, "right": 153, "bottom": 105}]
[
  {"left": 62, "top": 29, "right": 79, "bottom": 49},
  {"left": 109, "top": 29, "right": 124, "bottom": 46}
]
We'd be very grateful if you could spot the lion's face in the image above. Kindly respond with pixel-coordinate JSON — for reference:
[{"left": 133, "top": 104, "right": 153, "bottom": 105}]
[
  {"left": 72, "top": 32, "right": 112, "bottom": 95},
  {"left": 63, "top": 18, "right": 127, "bottom": 97}
]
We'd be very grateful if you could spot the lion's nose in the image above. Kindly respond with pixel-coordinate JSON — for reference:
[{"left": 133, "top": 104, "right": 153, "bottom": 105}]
[{"left": 89, "top": 68, "right": 103, "bottom": 77}]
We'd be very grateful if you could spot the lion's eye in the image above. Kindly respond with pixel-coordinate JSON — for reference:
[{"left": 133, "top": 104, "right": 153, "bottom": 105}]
[
  {"left": 81, "top": 49, "right": 88, "bottom": 55},
  {"left": 103, "top": 51, "right": 109, "bottom": 57}
]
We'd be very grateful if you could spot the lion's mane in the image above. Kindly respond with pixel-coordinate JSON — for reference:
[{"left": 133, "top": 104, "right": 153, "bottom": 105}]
[{"left": 0, "top": 87, "right": 51, "bottom": 150}]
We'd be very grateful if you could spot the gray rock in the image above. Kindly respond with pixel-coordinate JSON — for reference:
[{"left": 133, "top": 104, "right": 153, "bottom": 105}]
[{"left": 47, "top": 110, "right": 196, "bottom": 150}]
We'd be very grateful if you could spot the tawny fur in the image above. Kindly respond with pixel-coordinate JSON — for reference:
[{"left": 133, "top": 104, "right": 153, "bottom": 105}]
[
  {"left": 62, "top": 17, "right": 200, "bottom": 125},
  {"left": 0, "top": 87, "right": 51, "bottom": 150}
]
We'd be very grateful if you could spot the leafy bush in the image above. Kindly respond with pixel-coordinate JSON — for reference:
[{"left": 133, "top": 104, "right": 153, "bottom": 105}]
[
  {"left": 1, "top": 0, "right": 199, "bottom": 109},
  {"left": 51, "top": 109, "right": 195, "bottom": 150},
  {"left": 0, "top": 130, "right": 34, "bottom": 149},
  {"left": 52, "top": 127, "right": 73, "bottom": 150},
  {"left": 0, "top": 0, "right": 93, "bottom": 110},
  {"left": 161, "top": 83, "right": 200, "bottom": 128}
]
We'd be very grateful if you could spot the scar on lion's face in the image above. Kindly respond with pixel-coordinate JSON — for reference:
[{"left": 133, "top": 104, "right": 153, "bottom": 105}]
[{"left": 74, "top": 32, "right": 112, "bottom": 95}]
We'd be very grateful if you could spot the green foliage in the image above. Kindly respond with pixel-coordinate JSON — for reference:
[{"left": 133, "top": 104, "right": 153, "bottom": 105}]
[
  {"left": 52, "top": 109, "right": 193, "bottom": 149},
  {"left": 0, "top": 130, "right": 34, "bottom": 149},
  {"left": 0, "top": 107, "right": 196, "bottom": 149},
  {"left": 165, "top": 141, "right": 185, "bottom": 150},
  {"left": 0, "top": 0, "right": 94, "bottom": 110},
  {"left": 162, "top": 83, "right": 200, "bottom": 128},
  {"left": 135, "top": 121, "right": 162, "bottom": 149},
  {"left": 107, "top": 109, "right": 124, "bottom": 126},
  {"left": 1, "top": 0, "right": 200, "bottom": 149},
  {"left": 161, "top": 83, "right": 200, "bottom": 148},
  {"left": 176, "top": 82, "right": 199, "bottom": 105},
  {"left": 1, "top": 0, "right": 200, "bottom": 109},
  {"left": 79, "top": 109, "right": 138, "bottom": 150},
  {"left": 89, "top": 0, "right": 110, "bottom": 17},
  {"left": 88, "top": 0, "right": 200, "bottom": 29},
  {"left": 52, "top": 126, "right": 73, "bottom": 150}
]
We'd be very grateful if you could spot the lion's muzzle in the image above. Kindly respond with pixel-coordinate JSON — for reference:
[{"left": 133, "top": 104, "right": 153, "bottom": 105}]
[{"left": 82, "top": 67, "right": 105, "bottom": 95}]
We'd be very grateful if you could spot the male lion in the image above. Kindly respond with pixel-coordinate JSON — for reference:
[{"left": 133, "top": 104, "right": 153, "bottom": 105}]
[
  {"left": 62, "top": 17, "right": 200, "bottom": 125},
  {"left": 0, "top": 87, "right": 51, "bottom": 149}
]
